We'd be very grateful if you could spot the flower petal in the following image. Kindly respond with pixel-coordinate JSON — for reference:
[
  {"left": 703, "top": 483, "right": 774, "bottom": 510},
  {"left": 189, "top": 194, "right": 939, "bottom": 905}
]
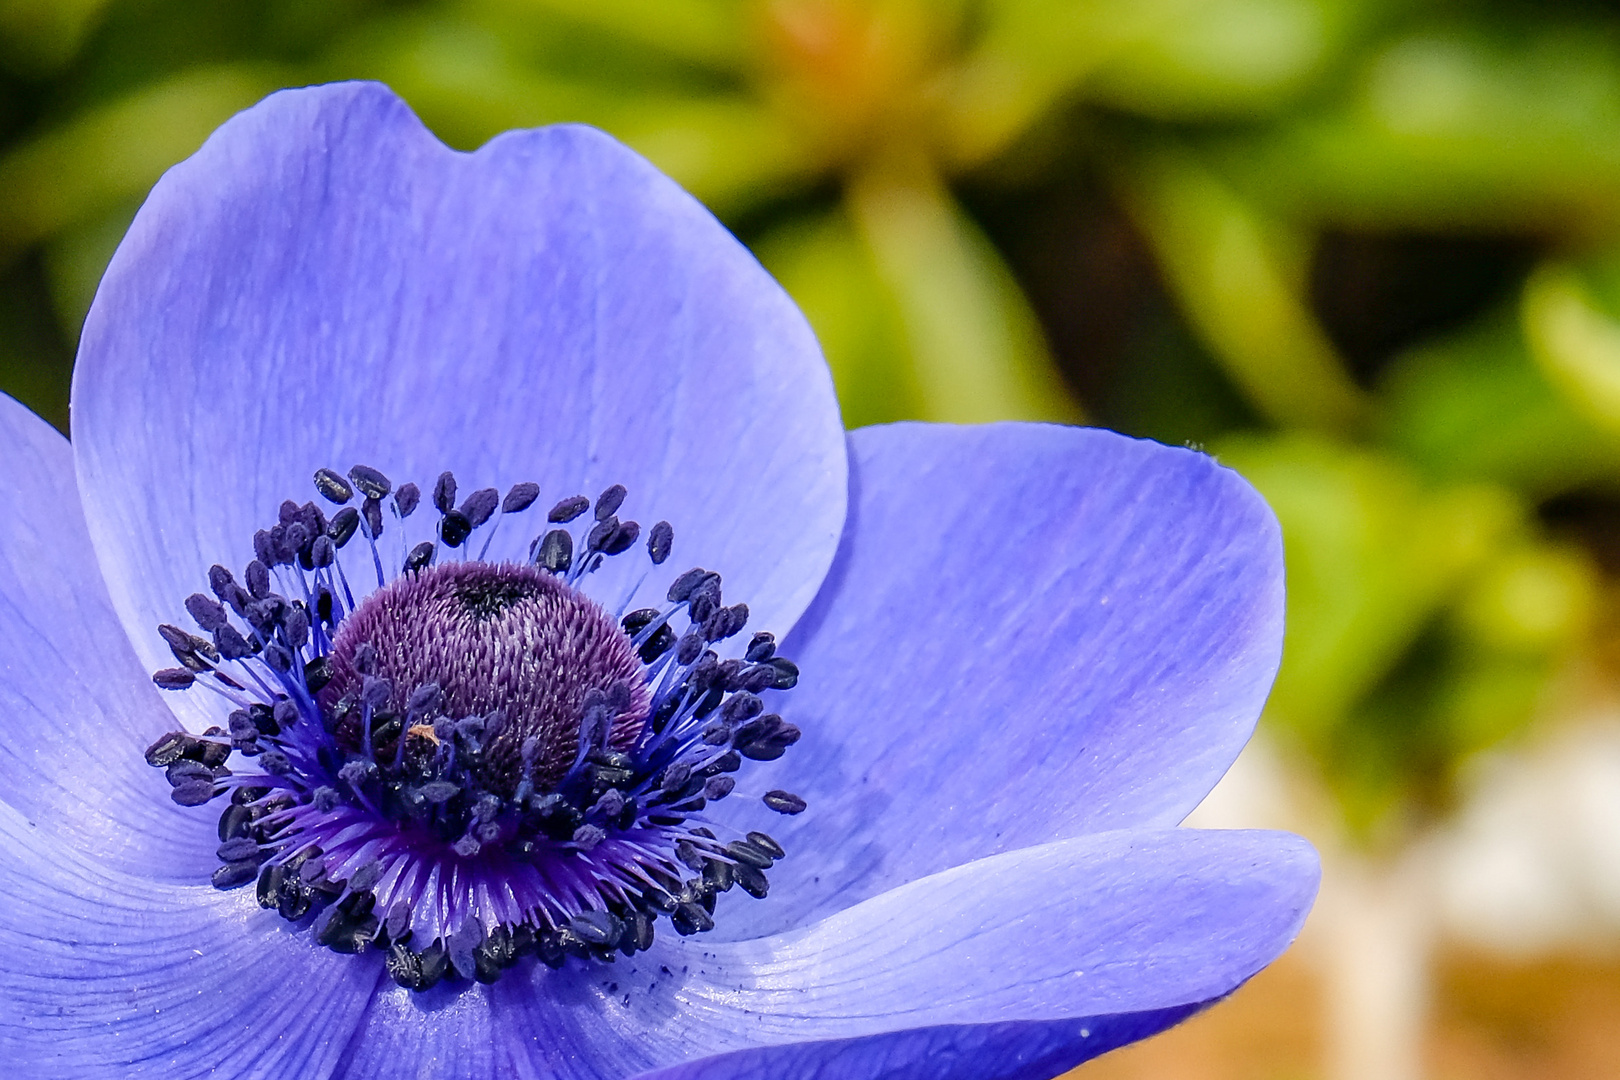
[
  {"left": 0, "top": 392, "right": 216, "bottom": 882},
  {"left": 626, "top": 1009, "right": 1202, "bottom": 1080},
  {"left": 329, "top": 829, "right": 1316, "bottom": 1079},
  {"left": 0, "top": 798, "right": 378, "bottom": 1078},
  {"left": 72, "top": 81, "right": 846, "bottom": 733},
  {"left": 724, "top": 421, "right": 1284, "bottom": 935}
]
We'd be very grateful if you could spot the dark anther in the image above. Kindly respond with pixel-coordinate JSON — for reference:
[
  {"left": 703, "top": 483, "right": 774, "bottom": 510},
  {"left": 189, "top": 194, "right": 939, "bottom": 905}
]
[
  {"left": 586, "top": 517, "right": 617, "bottom": 553},
  {"left": 622, "top": 608, "right": 659, "bottom": 635},
  {"left": 384, "top": 901, "right": 412, "bottom": 943},
  {"left": 309, "top": 535, "right": 335, "bottom": 569},
  {"left": 144, "top": 731, "right": 192, "bottom": 767},
  {"left": 746, "top": 831, "right": 784, "bottom": 859},
  {"left": 671, "top": 902, "right": 714, "bottom": 936},
  {"left": 347, "top": 465, "right": 392, "bottom": 500},
  {"left": 745, "top": 633, "right": 776, "bottom": 662},
  {"left": 387, "top": 943, "right": 424, "bottom": 989},
  {"left": 395, "top": 482, "right": 421, "bottom": 518},
  {"left": 733, "top": 863, "right": 769, "bottom": 899},
  {"left": 602, "top": 520, "right": 640, "bottom": 556},
  {"left": 548, "top": 495, "right": 589, "bottom": 523},
  {"left": 218, "top": 803, "right": 252, "bottom": 841},
  {"left": 316, "top": 587, "right": 334, "bottom": 626},
  {"left": 704, "top": 776, "right": 735, "bottom": 800},
  {"left": 702, "top": 750, "right": 742, "bottom": 777},
  {"left": 623, "top": 908, "right": 655, "bottom": 955},
  {"left": 433, "top": 471, "right": 458, "bottom": 514},
  {"left": 362, "top": 497, "right": 385, "bottom": 539},
  {"left": 305, "top": 654, "right": 334, "bottom": 694},
  {"left": 217, "top": 837, "right": 261, "bottom": 863},
  {"left": 639, "top": 624, "right": 676, "bottom": 663},
  {"left": 736, "top": 715, "right": 800, "bottom": 761},
  {"left": 675, "top": 631, "right": 704, "bottom": 666},
  {"left": 702, "top": 603, "right": 749, "bottom": 643},
  {"left": 688, "top": 582, "right": 723, "bottom": 625},
  {"left": 763, "top": 790, "right": 808, "bottom": 815},
  {"left": 160, "top": 623, "right": 217, "bottom": 670},
  {"left": 666, "top": 567, "right": 709, "bottom": 604},
  {"left": 246, "top": 559, "right": 272, "bottom": 599},
  {"left": 703, "top": 858, "right": 734, "bottom": 893},
  {"left": 440, "top": 510, "right": 473, "bottom": 548},
  {"left": 419, "top": 941, "right": 450, "bottom": 988},
  {"left": 253, "top": 530, "right": 277, "bottom": 568},
  {"left": 329, "top": 507, "right": 361, "bottom": 547},
  {"left": 170, "top": 778, "right": 216, "bottom": 805},
  {"left": 185, "top": 594, "right": 228, "bottom": 633},
  {"left": 212, "top": 860, "right": 260, "bottom": 889},
  {"left": 283, "top": 606, "right": 310, "bottom": 650},
  {"left": 721, "top": 693, "right": 763, "bottom": 724},
  {"left": 594, "top": 485, "right": 627, "bottom": 521},
  {"left": 153, "top": 668, "right": 196, "bottom": 690},
  {"left": 503, "top": 482, "right": 540, "bottom": 514},
  {"left": 209, "top": 565, "right": 250, "bottom": 614},
  {"left": 647, "top": 521, "right": 673, "bottom": 565},
  {"left": 263, "top": 644, "right": 293, "bottom": 672},
  {"left": 737, "top": 664, "right": 776, "bottom": 694},
  {"left": 725, "top": 840, "right": 774, "bottom": 870},
  {"left": 447, "top": 919, "right": 485, "bottom": 981},
  {"left": 569, "top": 909, "right": 624, "bottom": 948},
  {"left": 405, "top": 542, "right": 435, "bottom": 575},
  {"left": 460, "top": 488, "right": 499, "bottom": 529},
  {"left": 537, "top": 529, "right": 573, "bottom": 573},
  {"left": 314, "top": 468, "right": 354, "bottom": 504},
  {"left": 475, "top": 926, "right": 514, "bottom": 982},
  {"left": 768, "top": 657, "right": 799, "bottom": 690}
]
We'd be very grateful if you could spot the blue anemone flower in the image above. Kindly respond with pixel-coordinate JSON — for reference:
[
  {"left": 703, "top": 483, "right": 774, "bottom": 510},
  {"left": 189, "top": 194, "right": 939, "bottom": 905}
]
[{"left": 0, "top": 82, "right": 1317, "bottom": 1079}]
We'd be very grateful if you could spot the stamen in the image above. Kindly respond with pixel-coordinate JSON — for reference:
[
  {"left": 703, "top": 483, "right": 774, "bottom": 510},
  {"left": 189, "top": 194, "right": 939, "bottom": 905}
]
[{"left": 143, "top": 470, "right": 807, "bottom": 991}]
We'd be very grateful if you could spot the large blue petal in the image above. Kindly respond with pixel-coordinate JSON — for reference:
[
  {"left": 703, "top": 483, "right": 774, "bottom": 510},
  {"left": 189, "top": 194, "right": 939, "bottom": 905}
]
[
  {"left": 626, "top": 1008, "right": 1203, "bottom": 1080},
  {"left": 0, "top": 798, "right": 378, "bottom": 1078},
  {"left": 718, "top": 421, "right": 1284, "bottom": 936},
  {"left": 72, "top": 81, "right": 846, "bottom": 733},
  {"left": 328, "top": 829, "right": 1316, "bottom": 1079},
  {"left": 0, "top": 392, "right": 216, "bottom": 882}
]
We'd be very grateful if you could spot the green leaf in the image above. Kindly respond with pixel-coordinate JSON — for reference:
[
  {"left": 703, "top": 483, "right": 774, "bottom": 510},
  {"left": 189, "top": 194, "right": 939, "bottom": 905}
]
[
  {"left": 847, "top": 160, "right": 1080, "bottom": 423},
  {"left": 1118, "top": 144, "right": 1368, "bottom": 432},
  {"left": 1085, "top": 0, "right": 1351, "bottom": 120},
  {"left": 1379, "top": 307, "right": 1620, "bottom": 497},
  {"left": 474, "top": 0, "right": 748, "bottom": 71},
  {"left": 0, "top": 0, "right": 114, "bottom": 74},
  {"left": 1219, "top": 25, "right": 1620, "bottom": 231},
  {"left": 1522, "top": 260, "right": 1620, "bottom": 439},
  {"left": 0, "top": 64, "right": 283, "bottom": 260},
  {"left": 944, "top": 0, "right": 1214, "bottom": 165},
  {"left": 753, "top": 208, "right": 919, "bottom": 428},
  {"left": 1222, "top": 434, "right": 1519, "bottom": 746}
]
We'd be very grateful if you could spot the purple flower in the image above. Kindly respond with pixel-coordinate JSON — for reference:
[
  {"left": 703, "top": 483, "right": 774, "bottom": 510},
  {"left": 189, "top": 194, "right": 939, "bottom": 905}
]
[{"left": 0, "top": 83, "right": 1316, "bottom": 1079}]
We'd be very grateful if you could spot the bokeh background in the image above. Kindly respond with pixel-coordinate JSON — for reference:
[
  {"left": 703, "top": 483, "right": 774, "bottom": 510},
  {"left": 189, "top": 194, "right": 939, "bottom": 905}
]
[{"left": 8, "top": 1, "right": 1620, "bottom": 1076}]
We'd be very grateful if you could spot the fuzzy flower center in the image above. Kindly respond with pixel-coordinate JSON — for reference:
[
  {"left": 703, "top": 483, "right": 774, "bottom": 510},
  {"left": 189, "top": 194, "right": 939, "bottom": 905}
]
[
  {"left": 143, "top": 465, "right": 809, "bottom": 993},
  {"left": 320, "top": 562, "right": 651, "bottom": 792}
]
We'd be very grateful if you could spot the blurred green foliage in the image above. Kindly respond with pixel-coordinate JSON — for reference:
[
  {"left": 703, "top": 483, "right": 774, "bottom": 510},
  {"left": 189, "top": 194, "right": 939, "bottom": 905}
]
[{"left": 5, "top": 0, "right": 1620, "bottom": 847}]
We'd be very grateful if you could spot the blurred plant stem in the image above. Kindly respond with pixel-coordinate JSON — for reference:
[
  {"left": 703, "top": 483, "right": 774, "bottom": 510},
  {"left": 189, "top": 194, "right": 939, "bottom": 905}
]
[{"left": 1316, "top": 841, "right": 1438, "bottom": 1080}]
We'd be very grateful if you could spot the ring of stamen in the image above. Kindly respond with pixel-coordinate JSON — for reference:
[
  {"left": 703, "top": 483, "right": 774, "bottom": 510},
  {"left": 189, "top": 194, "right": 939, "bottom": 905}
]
[{"left": 144, "top": 465, "right": 808, "bottom": 991}]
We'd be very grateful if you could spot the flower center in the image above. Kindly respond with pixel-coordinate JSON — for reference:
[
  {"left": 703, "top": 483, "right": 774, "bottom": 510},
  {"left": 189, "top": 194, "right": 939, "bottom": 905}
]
[
  {"left": 319, "top": 561, "right": 651, "bottom": 794},
  {"left": 143, "top": 466, "right": 808, "bottom": 992}
]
